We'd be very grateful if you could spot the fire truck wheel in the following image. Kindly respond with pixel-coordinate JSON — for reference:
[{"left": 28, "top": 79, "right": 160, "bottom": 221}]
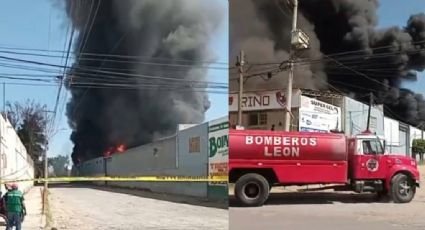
[
  {"left": 235, "top": 173, "right": 270, "bottom": 207},
  {"left": 390, "top": 173, "right": 416, "bottom": 203}
]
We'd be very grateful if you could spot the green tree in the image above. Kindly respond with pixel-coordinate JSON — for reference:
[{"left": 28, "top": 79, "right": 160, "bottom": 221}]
[
  {"left": 412, "top": 139, "right": 425, "bottom": 163},
  {"left": 48, "top": 155, "right": 70, "bottom": 177},
  {"left": 6, "top": 100, "right": 48, "bottom": 178}
]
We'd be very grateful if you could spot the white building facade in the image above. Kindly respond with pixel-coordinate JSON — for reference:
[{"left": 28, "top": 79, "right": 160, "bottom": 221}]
[{"left": 0, "top": 115, "right": 34, "bottom": 194}]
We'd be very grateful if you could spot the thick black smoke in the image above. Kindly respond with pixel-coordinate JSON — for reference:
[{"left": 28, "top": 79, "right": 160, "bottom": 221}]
[
  {"left": 230, "top": 0, "right": 425, "bottom": 126},
  {"left": 62, "top": 0, "right": 223, "bottom": 163}
]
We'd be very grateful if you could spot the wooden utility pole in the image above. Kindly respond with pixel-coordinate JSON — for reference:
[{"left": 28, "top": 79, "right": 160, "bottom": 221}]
[
  {"left": 237, "top": 50, "right": 245, "bottom": 126},
  {"left": 41, "top": 110, "right": 53, "bottom": 214}
]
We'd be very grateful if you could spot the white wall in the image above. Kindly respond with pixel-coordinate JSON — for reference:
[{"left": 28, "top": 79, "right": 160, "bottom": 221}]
[
  {"left": 344, "top": 97, "right": 384, "bottom": 136},
  {"left": 384, "top": 117, "right": 400, "bottom": 145},
  {"left": 0, "top": 115, "right": 34, "bottom": 194},
  {"left": 78, "top": 122, "right": 211, "bottom": 198}
]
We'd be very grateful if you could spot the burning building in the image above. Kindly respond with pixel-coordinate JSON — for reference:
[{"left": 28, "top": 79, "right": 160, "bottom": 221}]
[
  {"left": 59, "top": 0, "right": 224, "bottom": 163},
  {"left": 230, "top": 0, "right": 425, "bottom": 128}
]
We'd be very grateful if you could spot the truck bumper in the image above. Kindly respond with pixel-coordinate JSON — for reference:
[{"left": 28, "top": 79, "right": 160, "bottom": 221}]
[{"left": 415, "top": 180, "right": 420, "bottom": 188}]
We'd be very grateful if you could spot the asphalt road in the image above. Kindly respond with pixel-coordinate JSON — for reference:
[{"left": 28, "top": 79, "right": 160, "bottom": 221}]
[
  {"left": 48, "top": 184, "right": 228, "bottom": 230},
  {"left": 229, "top": 166, "right": 425, "bottom": 230}
]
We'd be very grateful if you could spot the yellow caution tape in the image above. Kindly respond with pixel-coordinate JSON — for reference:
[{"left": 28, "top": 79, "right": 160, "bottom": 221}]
[{"left": 0, "top": 175, "right": 228, "bottom": 184}]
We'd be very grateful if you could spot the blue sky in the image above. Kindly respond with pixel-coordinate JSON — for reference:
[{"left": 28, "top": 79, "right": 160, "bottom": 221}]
[
  {"left": 377, "top": 0, "right": 425, "bottom": 92},
  {"left": 0, "top": 0, "right": 228, "bottom": 159}
]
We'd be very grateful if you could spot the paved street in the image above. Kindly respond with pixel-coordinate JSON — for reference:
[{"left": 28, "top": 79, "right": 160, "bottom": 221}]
[
  {"left": 230, "top": 166, "right": 425, "bottom": 230},
  {"left": 48, "top": 184, "right": 228, "bottom": 230}
]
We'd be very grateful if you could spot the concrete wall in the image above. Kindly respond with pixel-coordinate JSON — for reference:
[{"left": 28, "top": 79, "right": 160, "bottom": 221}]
[
  {"left": 0, "top": 115, "right": 34, "bottom": 194},
  {"left": 384, "top": 117, "right": 410, "bottom": 156},
  {"left": 78, "top": 157, "right": 105, "bottom": 186},
  {"left": 343, "top": 97, "right": 384, "bottom": 136},
  {"left": 78, "top": 122, "right": 210, "bottom": 199},
  {"left": 389, "top": 128, "right": 408, "bottom": 155},
  {"left": 79, "top": 157, "right": 105, "bottom": 176},
  {"left": 107, "top": 136, "right": 178, "bottom": 175}
]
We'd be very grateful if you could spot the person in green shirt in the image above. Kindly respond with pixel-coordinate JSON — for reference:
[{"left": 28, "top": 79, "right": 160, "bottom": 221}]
[{"left": 3, "top": 184, "right": 26, "bottom": 230}]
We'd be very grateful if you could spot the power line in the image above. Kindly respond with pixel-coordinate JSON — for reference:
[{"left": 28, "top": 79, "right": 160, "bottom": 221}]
[
  {"left": 0, "top": 49, "right": 229, "bottom": 70},
  {"left": 78, "top": 0, "right": 99, "bottom": 60},
  {"left": 296, "top": 39, "right": 425, "bottom": 63},
  {"left": 0, "top": 74, "right": 227, "bottom": 89},
  {"left": 0, "top": 71, "right": 226, "bottom": 88},
  {"left": 0, "top": 81, "right": 227, "bottom": 94},
  {"left": 52, "top": 0, "right": 96, "bottom": 137},
  {"left": 322, "top": 54, "right": 389, "bottom": 88},
  {"left": 0, "top": 61, "right": 228, "bottom": 85},
  {"left": 0, "top": 75, "right": 56, "bottom": 82},
  {"left": 0, "top": 55, "right": 227, "bottom": 85},
  {"left": 0, "top": 45, "right": 229, "bottom": 65},
  {"left": 50, "top": 27, "right": 74, "bottom": 134},
  {"left": 226, "top": 39, "right": 425, "bottom": 67}
]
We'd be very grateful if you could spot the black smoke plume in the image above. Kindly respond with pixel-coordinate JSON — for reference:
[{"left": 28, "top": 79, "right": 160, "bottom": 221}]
[
  {"left": 230, "top": 0, "right": 425, "bottom": 126},
  {"left": 61, "top": 0, "right": 223, "bottom": 163}
]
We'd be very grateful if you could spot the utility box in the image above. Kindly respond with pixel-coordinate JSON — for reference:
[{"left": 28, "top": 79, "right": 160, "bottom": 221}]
[{"left": 291, "top": 29, "right": 310, "bottom": 50}]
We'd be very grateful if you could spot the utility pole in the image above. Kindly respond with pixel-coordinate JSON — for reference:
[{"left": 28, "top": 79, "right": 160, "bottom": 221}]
[
  {"left": 41, "top": 110, "right": 53, "bottom": 214},
  {"left": 237, "top": 50, "right": 245, "bottom": 127},
  {"left": 284, "top": 0, "right": 309, "bottom": 131},
  {"left": 43, "top": 110, "right": 48, "bottom": 214},
  {"left": 1, "top": 83, "right": 6, "bottom": 194},
  {"left": 284, "top": 0, "right": 298, "bottom": 131},
  {"left": 366, "top": 92, "right": 373, "bottom": 132}
]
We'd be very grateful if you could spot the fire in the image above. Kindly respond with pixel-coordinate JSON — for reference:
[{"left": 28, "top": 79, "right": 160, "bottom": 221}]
[
  {"left": 103, "top": 144, "right": 126, "bottom": 157},
  {"left": 117, "top": 144, "right": 126, "bottom": 153}
]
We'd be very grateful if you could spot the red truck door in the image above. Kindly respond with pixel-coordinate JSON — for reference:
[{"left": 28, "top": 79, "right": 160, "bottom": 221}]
[{"left": 352, "top": 138, "right": 387, "bottom": 179}]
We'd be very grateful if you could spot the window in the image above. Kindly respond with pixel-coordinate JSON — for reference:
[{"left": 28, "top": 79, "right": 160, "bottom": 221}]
[
  {"left": 362, "top": 139, "right": 384, "bottom": 155},
  {"left": 248, "top": 113, "right": 258, "bottom": 126},
  {"left": 248, "top": 112, "right": 267, "bottom": 126},
  {"left": 189, "top": 137, "right": 200, "bottom": 153},
  {"left": 259, "top": 113, "right": 267, "bottom": 125}
]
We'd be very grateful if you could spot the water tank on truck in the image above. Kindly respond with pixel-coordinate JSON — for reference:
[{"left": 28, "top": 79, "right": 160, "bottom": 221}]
[{"left": 229, "top": 129, "right": 420, "bottom": 207}]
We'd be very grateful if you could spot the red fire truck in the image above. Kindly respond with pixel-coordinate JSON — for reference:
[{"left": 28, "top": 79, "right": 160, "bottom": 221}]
[{"left": 229, "top": 129, "right": 420, "bottom": 206}]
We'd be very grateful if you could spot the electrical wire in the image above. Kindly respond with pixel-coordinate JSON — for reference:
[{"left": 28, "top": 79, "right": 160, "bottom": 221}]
[
  {"left": 0, "top": 49, "right": 230, "bottom": 70},
  {"left": 0, "top": 55, "right": 228, "bottom": 85},
  {"left": 0, "top": 45, "right": 229, "bottom": 65}
]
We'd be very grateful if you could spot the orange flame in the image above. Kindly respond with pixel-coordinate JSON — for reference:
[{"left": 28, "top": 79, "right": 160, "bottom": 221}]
[
  {"left": 116, "top": 144, "right": 126, "bottom": 153},
  {"left": 103, "top": 144, "right": 126, "bottom": 157}
]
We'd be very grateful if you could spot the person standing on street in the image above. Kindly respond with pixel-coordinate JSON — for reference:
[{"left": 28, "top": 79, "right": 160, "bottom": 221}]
[{"left": 3, "top": 184, "right": 26, "bottom": 230}]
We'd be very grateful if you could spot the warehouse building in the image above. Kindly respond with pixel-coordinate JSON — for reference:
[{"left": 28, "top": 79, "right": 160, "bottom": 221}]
[
  {"left": 75, "top": 116, "right": 228, "bottom": 202},
  {"left": 229, "top": 88, "right": 424, "bottom": 158},
  {"left": 229, "top": 88, "right": 383, "bottom": 135}
]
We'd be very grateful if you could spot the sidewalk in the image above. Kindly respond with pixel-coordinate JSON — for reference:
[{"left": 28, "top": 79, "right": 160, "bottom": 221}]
[{"left": 22, "top": 186, "right": 45, "bottom": 229}]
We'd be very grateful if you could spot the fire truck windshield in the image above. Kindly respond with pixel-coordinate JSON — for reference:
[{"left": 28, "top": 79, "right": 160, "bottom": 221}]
[{"left": 361, "top": 139, "right": 385, "bottom": 155}]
